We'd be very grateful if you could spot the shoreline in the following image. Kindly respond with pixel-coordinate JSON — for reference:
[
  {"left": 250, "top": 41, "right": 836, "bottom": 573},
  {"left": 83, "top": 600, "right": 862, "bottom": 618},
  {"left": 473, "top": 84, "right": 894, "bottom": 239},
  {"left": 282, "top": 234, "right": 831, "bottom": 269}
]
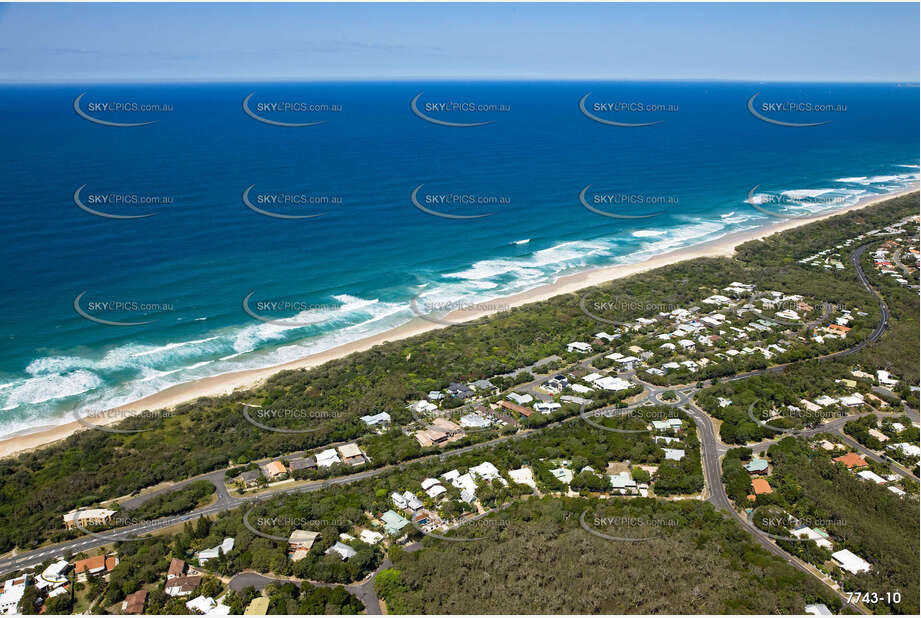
[{"left": 1, "top": 188, "right": 917, "bottom": 459}]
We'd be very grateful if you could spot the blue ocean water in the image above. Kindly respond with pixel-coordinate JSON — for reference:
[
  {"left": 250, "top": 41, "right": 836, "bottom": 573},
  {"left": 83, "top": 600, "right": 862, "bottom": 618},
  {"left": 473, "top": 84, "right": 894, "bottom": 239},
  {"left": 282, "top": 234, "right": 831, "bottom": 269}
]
[{"left": 0, "top": 81, "right": 918, "bottom": 437}]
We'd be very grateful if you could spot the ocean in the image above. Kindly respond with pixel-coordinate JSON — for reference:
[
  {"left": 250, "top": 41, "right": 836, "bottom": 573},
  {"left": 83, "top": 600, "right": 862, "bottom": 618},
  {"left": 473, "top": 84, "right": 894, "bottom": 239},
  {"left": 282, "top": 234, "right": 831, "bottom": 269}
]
[{"left": 0, "top": 81, "right": 918, "bottom": 438}]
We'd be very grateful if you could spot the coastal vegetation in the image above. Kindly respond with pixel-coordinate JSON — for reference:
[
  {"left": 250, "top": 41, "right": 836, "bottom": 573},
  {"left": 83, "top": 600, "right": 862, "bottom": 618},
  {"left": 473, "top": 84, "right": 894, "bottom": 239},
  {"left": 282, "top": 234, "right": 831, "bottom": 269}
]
[{"left": 0, "top": 193, "right": 916, "bottom": 555}]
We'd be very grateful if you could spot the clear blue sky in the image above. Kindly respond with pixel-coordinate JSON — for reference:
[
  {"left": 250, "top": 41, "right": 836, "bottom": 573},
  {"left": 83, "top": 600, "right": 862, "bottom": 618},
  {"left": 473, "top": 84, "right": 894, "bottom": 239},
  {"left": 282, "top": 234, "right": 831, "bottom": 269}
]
[{"left": 0, "top": 2, "right": 918, "bottom": 83}]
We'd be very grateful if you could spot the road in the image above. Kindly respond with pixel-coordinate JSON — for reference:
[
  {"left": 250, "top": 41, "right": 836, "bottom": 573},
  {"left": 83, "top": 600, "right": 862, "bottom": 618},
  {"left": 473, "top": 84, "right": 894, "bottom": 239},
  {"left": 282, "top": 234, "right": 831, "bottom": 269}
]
[{"left": 0, "top": 242, "right": 909, "bottom": 615}]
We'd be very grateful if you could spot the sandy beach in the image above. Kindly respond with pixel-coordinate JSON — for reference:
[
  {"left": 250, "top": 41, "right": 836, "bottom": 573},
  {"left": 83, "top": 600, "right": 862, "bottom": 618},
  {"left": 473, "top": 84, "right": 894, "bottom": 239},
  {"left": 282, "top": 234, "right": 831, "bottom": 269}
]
[{"left": 1, "top": 188, "right": 916, "bottom": 459}]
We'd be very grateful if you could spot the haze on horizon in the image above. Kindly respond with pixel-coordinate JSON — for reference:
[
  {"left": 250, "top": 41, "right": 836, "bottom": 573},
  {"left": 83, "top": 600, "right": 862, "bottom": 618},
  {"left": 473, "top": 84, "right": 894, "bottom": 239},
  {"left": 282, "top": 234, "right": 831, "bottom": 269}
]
[{"left": 0, "top": 2, "right": 918, "bottom": 83}]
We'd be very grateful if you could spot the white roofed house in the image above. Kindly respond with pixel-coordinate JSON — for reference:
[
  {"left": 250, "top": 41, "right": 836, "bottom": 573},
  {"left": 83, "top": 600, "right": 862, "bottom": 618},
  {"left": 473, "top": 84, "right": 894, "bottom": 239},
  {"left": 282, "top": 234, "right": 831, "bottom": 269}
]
[
  {"left": 391, "top": 492, "right": 408, "bottom": 510},
  {"left": 507, "top": 392, "right": 533, "bottom": 405},
  {"left": 410, "top": 400, "right": 438, "bottom": 414},
  {"left": 470, "top": 461, "right": 504, "bottom": 483},
  {"left": 856, "top": 470, "right": 886, "bottom": 484},
  {"left": 663, "top": 449, "right": 686, "bottom": 461},
  {"left": 567, "top": 341, "right": 593, "bottom": 354},
  {"left": 534, "top": 402, "right": 562, "bottom": 414},
  {"left": 421, "top": 478, "right": 447, "bottom": 498},
  {"left": 594, "top": 376, "right": 632, "bottom": 391},
  {"left": 316, "top": 448, "right": 341, "bottom": 468},
  {"left": 325, "top": 541, "right": 358, "bottom": 561},
  {"left": 832, "top": 549, "right": 871, "bottom": 575},
  {"left": 401, "top": 491, "right": 424, "bottom": 511},
  {"left": 452, "top": 472, "right": 478, "bottom": 495},
  {"left": 359, "top": 412, "right": 391, "bottom": 428},
  {"left": 459, "top": 412, "right": 492, "bottom": 429},
  {"left": 197, "top": 537, "right": 235, "bottom": 564},
  {"left": 790, "top": 526, "right": 832, "bottom": 550}
]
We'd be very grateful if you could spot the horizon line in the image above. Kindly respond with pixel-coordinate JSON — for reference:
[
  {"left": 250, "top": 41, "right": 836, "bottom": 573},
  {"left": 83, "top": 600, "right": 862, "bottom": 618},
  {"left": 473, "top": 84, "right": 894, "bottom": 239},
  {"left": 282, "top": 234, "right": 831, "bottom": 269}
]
[{"left": 1, "top": 76, "right": 919, "bottom": 86}]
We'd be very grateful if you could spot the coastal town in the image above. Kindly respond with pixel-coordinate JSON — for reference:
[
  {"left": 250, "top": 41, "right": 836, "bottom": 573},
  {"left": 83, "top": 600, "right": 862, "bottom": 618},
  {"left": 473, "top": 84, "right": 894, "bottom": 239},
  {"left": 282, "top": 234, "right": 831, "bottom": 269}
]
[{"left": 0, "top": 204, "right": 918, "bottom": 615}]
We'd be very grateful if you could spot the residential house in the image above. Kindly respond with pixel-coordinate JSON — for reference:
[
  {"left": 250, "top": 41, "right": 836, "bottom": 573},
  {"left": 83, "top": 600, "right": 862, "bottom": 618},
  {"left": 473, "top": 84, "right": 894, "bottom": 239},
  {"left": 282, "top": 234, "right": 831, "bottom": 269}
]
[
  {"left": 857, "top": 470, "right": 886, "bottom": 484},
  {"left": 288, "top": 456, "right": 316, "bottom": 473},
  {"left": 337, "top": 443, "right": 366, "bottom": 466},
  {"left": 360, "top": 530, "right": 384, "bottom": 544},
  {"left": 263, "top": 461, "right": 287, "bottom": 480},
  {"left": 381, "top": 510, "right": 410, "bottom": 535},
  {"left": 63, "top": 508, "right": 115, "bottom": 530},
  {"left": 238, "top": 469, "right": 262, "bottom": 488},
  {"left": 165, "top": 576, "right": 202, "bottom": 597},
  {"left": 74, "top": 555, "right": 118, "bottom": 580},
  {"left": 359, "top": 412, "right": 391, "bottom": 428},
  {"left": 325, "top": 541, "right": 358, "bottom": 561},
  {"left": 751, "top": 478, "right": 773, "bottom": 495},
  {"left": 790, "top": 526, "right": 832, "bottom": 550},
  {"left": 316, "top": 448, "right": 341, "bottom": 468},
  {"left": 167, "top": 558, "right": 187, "bottom": 580},
  {"left": 244, "top": 598, "right": 270, "bottom": 615},
  {"left": 567, "top": 342, "right": 593, "bottom": 354},
  {"left": 468, "top": 379, "right": 497, "bottom": 394},
  {"left": 499, "top": 400, "right": 533, "bottom": 418},
  {"left": 447, "top": 382, "right": 474, "bottom": 399},
  {"left": 197, "top": 538, "right": 234, "bottom": 564},
  {"left": 122, "top": 590, "right": 147, "bottom": 615},
  {"left": 833, "top": 453, "right": 868, "bottom": 469},
  {"left": 507, "top": 392, "right": 533, "bottom": 406},
  {"left": 287, "top": 530, "right": 319, "bottom": 561},
  {"left": 832, "top": 549, "right": 871, "bottom": 575}
]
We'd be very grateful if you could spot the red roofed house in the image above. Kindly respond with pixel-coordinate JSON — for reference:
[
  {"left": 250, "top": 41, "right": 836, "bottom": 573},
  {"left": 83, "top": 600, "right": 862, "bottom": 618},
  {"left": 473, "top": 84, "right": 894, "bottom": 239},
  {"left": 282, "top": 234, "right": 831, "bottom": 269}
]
[
  {"left": 833, "top": 452, "right": 868, "bottom": 469},
  {"left": 751, "top": 478, "right": 773, "bottom": 495}
]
